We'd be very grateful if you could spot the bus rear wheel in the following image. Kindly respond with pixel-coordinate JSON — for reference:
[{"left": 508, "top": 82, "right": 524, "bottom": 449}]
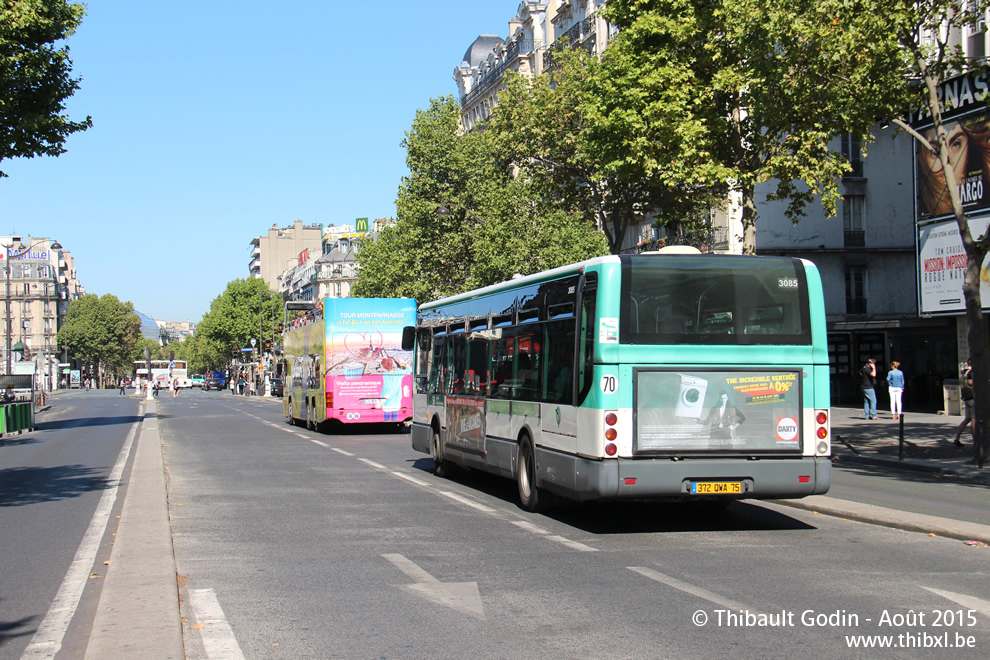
[
  {"left": 431, "top": 426, "right": 451, "bottom": 477},
  {"left": 517, "top": 436, "right": 542, "bottom": 512},
  {"left": 306, "top": 401, "right": 316, "bottom": 431}
]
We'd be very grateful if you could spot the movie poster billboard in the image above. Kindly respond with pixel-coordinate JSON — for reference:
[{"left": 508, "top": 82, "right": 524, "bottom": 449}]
[
  {"left": 324, "top": 298, "right": 415, "bottom": 422},
  {"left": 918, "top": 216, "right": 990, "bottom": 314},
  {"left": 916, "top": 116, "right": 990, "bottom": 220},
  {"left": 634, "top": 369, "right": 803, "bottom": 453}
]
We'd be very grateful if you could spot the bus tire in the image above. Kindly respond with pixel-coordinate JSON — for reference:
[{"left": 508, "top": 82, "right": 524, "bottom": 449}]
[
  {"left": 431, "top": 426, "right": 451, "bottom": 477},
  {"left": 306, "top": 400, "right": 316, "bottom": 431},
  {"left": 517, "top": 435, "right": 542, "bottom": 512}
]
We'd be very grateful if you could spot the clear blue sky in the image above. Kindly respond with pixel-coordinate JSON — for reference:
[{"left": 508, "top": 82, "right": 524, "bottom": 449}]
[{"left": 0, "top": 1, "right": 514, "bottom": 322}]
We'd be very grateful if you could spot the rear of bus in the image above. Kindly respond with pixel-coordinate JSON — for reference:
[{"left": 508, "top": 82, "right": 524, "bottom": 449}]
[{"left": 575, "top": 254, "right": 831, "bottom": 502}]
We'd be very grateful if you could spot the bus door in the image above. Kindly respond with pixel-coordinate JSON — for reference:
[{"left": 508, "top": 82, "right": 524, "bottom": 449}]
[
  {"left": 443, "top": 332, "right": 486, "bottom": 467},
  {"left": 540, "top": 317, "right": 578, "bottom": 454}
]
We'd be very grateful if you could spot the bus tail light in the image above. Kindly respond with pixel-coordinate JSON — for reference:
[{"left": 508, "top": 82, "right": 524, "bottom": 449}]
[
  {"left": 815, "top": 410, "right": 830, "bottom": 455},
  {"left": 604, "top": 410, "right": 618, "bottom": 457}
]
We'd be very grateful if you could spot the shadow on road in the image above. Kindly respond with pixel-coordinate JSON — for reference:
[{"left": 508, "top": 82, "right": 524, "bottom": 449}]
[
  {"left": 409, "top": 457, "right": 817, "bottom": 534},
  {"left": 35, "top": 415, "right": 143, "bottom": 432},
  {"left": 0, "top": 464, "right": 114, "bottom": 507},
  {"left": 0, "top": 597, "right": 38, "bottom": 647}
]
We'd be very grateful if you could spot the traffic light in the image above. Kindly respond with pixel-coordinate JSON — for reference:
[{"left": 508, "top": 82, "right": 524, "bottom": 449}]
[
  {"left": 277, "top": 322, "right": 283, "bottom": 333},
  {"left": 264, "top": 340, "right": 272, "bottom": 351},
  {"left": 232, "top": 347, "right": 239, "bottom": 358}
]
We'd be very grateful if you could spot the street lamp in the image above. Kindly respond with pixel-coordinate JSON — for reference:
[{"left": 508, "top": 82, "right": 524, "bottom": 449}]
[{"left": 2, "top": 238, "right": 61, "bottom": 376}]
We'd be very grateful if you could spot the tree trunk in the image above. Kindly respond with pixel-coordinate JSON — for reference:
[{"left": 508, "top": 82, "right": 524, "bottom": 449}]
[
  {"left": 741, "top": 183, "right": 758, "bottom": 255},
  {"left": 962, "top": 251, "right": 989, "bottom": 467}
]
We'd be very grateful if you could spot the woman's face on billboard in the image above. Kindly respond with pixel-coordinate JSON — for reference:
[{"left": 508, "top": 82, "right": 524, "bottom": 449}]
[{"left": 923, "top": 123, "right": 969, "bottom": 182}]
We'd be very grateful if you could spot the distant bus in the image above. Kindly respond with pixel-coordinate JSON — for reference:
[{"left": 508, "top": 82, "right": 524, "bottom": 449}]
[
  {"left": 283, "top": 298, "right": 416, "bottom": 429},
  {"left": 408, "top": 250, "right": 831, "bottom": 511},
  {"left": 134, "top": 360, "right": 190, "bottom": 388}
]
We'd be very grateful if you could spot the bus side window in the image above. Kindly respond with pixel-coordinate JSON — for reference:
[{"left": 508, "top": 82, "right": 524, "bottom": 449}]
[
  {"left": 466, "top": 335, "right": 489, "bottom": 395},
  {"left": 490, "top": 334, "right": 515, "bottom": 399},
  {"left": 544, "top": 319, "right": 576, "bottom": 404},
  {"left": 428, "top": 334, "right": 445, "bottom": 394},
  {"left": 577, "top": 284, "right": 597, "bottom": 405},
  {"left": 515, "top": 330, "right": 542, "bottom": 401},
  {"left": 415, "top": 328, "right": 432, "bottom": 394}
]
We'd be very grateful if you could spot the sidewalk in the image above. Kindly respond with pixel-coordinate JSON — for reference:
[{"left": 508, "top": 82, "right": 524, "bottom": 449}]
[
  {"left": 772, "top": 405, "right": 990, "bottom": 545},
  {"left": 828, "top": 405, "right": 988, "bottom": 484}
]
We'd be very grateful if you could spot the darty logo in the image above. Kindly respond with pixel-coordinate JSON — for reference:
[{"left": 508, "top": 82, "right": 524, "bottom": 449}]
[{"left": 776, "top": 417, "right": 799, "bottom": 443}]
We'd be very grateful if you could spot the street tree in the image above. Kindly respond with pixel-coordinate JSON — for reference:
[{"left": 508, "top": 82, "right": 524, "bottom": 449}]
[
  {"left": 836, "top": 0, "right": 990, "bottom": 467},
  {"left": 353, "top": 95, "right": 606, "bottom": 301},
  {"left": 596, "top": 0, "right": 897, "bottom": 254},
  {"left": 491, "top": 48, "right": 722, "bottom": 254},
  {"left": 0, "top": 0, "right": 92, "bottom": 177},
  {"left": 56, "top": 293, "right": 140, "bottom": 386},
  {"left": 196, "top": 278, "right": 280, "bottom": 369}
]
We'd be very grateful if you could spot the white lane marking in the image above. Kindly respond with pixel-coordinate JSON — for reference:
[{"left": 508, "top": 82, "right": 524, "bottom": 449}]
[
  {"left": 392, "top": 472, "right": 430, "bottom": 487},
  {"left": 358, "top": 458, "right": 386, "bottom": 470},
  {"left": 187, "top": 588, "right": 246, "bottom": 659},
  {"left": 629, "top": 566, "right": 760, "bottom": 613},
  {"left": 546, "top": 535, "right": 598, "bottom": 552},
  {"left": 332, "top": 448, "right": 355, "bottom": 456},
  {"left": 511, "top": 520, "right": 550, "bottom": 535},
  {"left": 383, "top": 554, "right": 438, "bottom": 583},
  {"left": 438, "top": 491, "right": 496, "bottom": 513},
  {"left": 309, "top": 438, "right": 329, "bottom": 447},
  {"left": 382, "top": 554, "right": 485, "bottom": 619},
  {"left": 21, "top": 418, "right": 140, "bottom": 659},
  {"left": 922, "top": 587, "right": 990, "bottom": 618}
]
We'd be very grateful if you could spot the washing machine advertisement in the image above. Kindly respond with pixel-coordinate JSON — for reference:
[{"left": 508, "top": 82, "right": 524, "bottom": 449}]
[{"left": 633, "top": 368, "right": 803, "bottom": 454}]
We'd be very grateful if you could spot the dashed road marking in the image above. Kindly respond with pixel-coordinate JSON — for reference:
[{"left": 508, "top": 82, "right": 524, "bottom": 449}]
[
  {"left": 187, "top": 588, "right": 246, "bottom": 659},
  {"left": 392, "top": 472, "right": 430, "bottom": 487},
  {"left": 629, "top": 566, "right": 759, "bottom": 613},
  {"left": 358, "top": 458, "right": 386, "bottom": 470},
  {"left": 332, "top": 448, "right": 355, "bottom": 456},
  {"left": 438, "top": 491, "right": 496, "bottom": 513},
  {"left": 547, "top": 535, "right": 598, "bottom": 552}
]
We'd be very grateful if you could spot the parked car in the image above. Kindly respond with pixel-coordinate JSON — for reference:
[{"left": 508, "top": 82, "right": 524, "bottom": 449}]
[
  {"left": 190, "top": 374, "right": 205, "bottom": 387},
  {"left": 269, "top": 378, "right": 283, "bottom": 397},
  {"left": 203, "top": 378, "right": 224, "bottom": 391}
]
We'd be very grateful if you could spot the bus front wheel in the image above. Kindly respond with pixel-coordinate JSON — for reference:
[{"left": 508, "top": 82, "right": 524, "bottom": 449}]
[{"left": 517, "top": 436, "right": 542, "bottom": 512}]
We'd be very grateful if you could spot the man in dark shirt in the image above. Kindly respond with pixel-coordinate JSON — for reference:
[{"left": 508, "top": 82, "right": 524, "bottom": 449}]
[{"left": 860, "top": 358, "right": 877, "bottom": 419}]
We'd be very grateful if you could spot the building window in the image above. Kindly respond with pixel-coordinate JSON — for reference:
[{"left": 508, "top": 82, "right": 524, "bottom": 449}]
[
  {"left": 841, "top": 133, "right": 863, "bottom": 177},
  {"left": 845, "top": 267, "right": 867, "bottom": 315},
  {"left": 843, "top": 195, "right": 865, "bottom": 247}
]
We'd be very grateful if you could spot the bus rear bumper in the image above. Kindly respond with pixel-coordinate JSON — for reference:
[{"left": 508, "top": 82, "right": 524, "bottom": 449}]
[{"left": 543, "top": 451, "right": 831, "bottom": 502}]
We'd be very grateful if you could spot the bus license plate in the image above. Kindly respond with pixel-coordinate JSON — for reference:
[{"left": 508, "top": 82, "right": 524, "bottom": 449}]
[{"left": 691, "top": 481, "right": 742, "bottom": 495}]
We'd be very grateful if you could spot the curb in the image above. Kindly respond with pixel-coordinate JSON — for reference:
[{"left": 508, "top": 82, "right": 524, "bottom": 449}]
[
  {"left": 84, "top": 401, "right": 184, "bottom": 659},
  {"left": 831, "top": 452, "right": 990, "bottom": 485},
  {"left": 773, "top": 495, "right": 990, "bottom": 545}
]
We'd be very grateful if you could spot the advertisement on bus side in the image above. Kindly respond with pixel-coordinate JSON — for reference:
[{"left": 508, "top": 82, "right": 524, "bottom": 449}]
[{"left": 634, "top": 368, "right": 803, "bottom": 453}]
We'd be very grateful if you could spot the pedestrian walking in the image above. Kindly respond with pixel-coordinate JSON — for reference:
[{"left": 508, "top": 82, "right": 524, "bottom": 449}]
[
  {"left": 954, "top": 360, "right": 975, "bottom": 446},
  {"left": 119, "top": 378, "right": 126, "bottom": 397},
  {"left": 860, "top": 358, "right": 878, "bottom": 419},
  {"left": 172, "top": 377, "right": 179, "bottom": 398},
  {"left": 886, "top": 361, "right": 905, "bottom": 419}
]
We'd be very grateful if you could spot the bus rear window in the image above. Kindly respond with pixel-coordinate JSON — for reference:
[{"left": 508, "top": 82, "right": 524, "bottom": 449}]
[{"left": 620, "top": 255, "right": 811, "bottom": 345}]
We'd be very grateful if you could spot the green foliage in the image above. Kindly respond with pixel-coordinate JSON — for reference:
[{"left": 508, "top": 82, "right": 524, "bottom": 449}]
[
  {"left": 195, "top": 278, "right": 280, "bottom": 369},
  {"left": 353, "top": 96, "right": 607, "bottom": 302},
  {"left": 598, "top": 0, "right": 901, "bottom": 252},
  {"left": 0, "top": 0, "right": 92, "bottom": 176},
  {"left": 56, "top": 293, "right": 141, "bottom": 380},
  {"left": 491, "top": 49, "right": 722, "bottom": 253}
]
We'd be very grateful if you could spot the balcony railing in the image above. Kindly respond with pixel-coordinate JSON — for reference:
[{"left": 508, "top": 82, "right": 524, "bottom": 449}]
[
  {"left": 544, "top": 12, "right": 599, "bottom": 69},
  {"left": 846, "top": 297, "right": 868, "bottom": 315},
  {"left": 461, "top": 40, "right": 533, "bottom": 109},
  {"left": 843, "top": 230, "right": 865, "bottom": 247}
]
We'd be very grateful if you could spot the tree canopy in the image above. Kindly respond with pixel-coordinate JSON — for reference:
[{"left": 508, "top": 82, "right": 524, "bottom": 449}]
[
  {"left": 0, "top": 0, "right": 92, "bottom": 177},
  {"left": 596, "top": 0, "right": 901, "bottom": 253},
  {"left": 352, "top": 95, "right": 607, "bottom": 301},
  {"left": 56, "top": 293, "right": 140, "bottom": 383},
  {"left": 491, "top": 48, "right": 722, "bottom": 254},
  {"left": 194, "top": 278, "right": 281, "bottom": 370}
]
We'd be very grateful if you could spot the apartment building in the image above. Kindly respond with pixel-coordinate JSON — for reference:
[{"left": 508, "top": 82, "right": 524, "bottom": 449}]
[
  {"left": 1, "top": 235, "right": 85, "bottom": 384},
  {"left": 248, "top": 220, "right": 324, "bottom": 289}
]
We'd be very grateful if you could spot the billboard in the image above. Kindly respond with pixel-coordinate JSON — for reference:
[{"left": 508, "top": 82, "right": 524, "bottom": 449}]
[
  {"left": 916, "top": 116, "right": 990, "bottom": 220},
  {"left": 918, "top": 215, "right": 990, "bottom": 314},
  {"left": 634, "top": 369, "right": 803, "bottom": 454}
]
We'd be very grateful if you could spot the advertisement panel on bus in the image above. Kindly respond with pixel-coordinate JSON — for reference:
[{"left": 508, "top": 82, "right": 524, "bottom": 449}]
[{"left": 324, "top": 298, "right": 416, "bottom": 423}]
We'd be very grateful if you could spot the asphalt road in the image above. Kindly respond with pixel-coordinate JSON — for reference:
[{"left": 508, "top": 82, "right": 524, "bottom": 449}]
[
  {"left": 0, "top": 391, "right": 139, "bottom": 660},
  {"left": 157, "top": 391, "right": 989, "bottom": 659}
]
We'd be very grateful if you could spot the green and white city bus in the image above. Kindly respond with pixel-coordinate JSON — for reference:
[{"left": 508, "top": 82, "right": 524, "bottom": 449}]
[{"left": 407, "top": 249, "right": 831, "bottom": 511}]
